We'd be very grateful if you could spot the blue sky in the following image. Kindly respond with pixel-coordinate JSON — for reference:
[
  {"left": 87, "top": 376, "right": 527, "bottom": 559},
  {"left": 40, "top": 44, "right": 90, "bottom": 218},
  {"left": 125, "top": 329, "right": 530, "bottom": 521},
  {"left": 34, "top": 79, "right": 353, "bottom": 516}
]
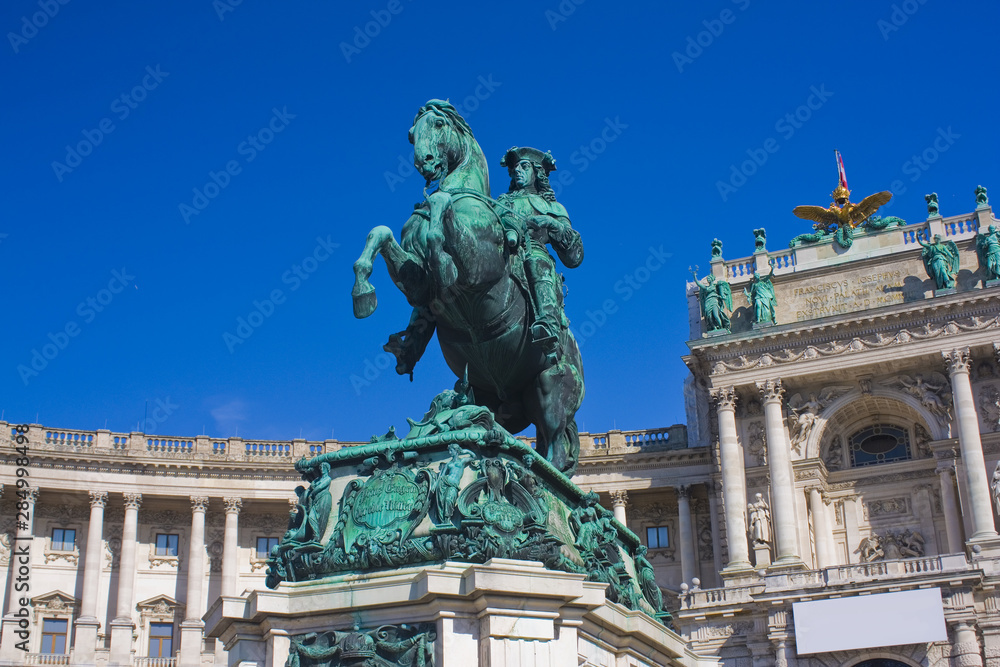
[{"left": 2, "top": 0, "right": 998, "bottom": 441}]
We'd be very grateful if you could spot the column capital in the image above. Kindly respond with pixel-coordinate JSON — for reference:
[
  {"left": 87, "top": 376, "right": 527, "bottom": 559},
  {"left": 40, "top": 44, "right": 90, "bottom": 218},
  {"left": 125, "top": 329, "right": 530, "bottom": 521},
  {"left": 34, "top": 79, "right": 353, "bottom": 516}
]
[
  {"left": 608, "top": 490, "right": 628, "bottom": 508},
  {"left": 994, "top": 342, "right": 1000, "bottom": 365},
  {"left": 190, "top": 496, "right": 210, "bottom": 513},
  {"left": 710, "top": 386, "right": 738, "bottom": 410},
  {"left": 123, "top": 493, "right": 142, "bottom": 510},
  {"left": 942, "top": 347, "right": 972, "bottom": 375},
  {"left": 22, "top": 487, "right": 39, "bottom": 504},
  {"left": 756, "top": 379, "right": 784, "bottom": 403},
  {"left": 223, "top": 497, "right": 243, "bottom": 514},
  {"left": 89, "top": 491, "right": 109, "bottom": 508},
  {"left": 676, "top": 485, "right": 691, "bottom": 500}
]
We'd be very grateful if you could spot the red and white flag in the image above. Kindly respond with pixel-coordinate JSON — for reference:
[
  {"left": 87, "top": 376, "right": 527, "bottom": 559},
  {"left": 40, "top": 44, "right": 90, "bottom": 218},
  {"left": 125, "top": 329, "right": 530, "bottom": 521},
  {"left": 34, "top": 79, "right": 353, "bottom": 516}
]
[{"left": 835, "top": 150, "right": 849, "bottom": 191}]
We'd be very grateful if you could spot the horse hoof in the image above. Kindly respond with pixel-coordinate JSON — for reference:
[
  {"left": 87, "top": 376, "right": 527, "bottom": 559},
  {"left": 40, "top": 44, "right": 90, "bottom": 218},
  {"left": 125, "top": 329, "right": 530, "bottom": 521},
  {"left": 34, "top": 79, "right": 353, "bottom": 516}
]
[{"left": 352, "top": 285, "right": 377, "bottom": 319}]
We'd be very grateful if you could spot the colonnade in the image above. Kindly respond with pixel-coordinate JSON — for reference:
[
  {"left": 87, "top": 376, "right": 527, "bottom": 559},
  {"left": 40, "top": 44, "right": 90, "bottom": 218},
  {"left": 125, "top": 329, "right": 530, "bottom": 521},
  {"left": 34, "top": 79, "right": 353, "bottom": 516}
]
[
  {"left": 0, "top": 490, "right": 250, "bottom": 666},
  {"left": 705, "top": 346, "right": 998, "bottom": 576}
]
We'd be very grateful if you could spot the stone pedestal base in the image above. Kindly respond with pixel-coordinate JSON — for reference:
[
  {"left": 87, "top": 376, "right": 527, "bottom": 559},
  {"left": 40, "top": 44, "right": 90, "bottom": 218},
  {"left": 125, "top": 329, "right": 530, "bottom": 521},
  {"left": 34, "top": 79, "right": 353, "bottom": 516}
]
[
  {"left": 985, "top": 278, "right": 1000, "bottom": 289},
  {"left": 108, "top": 618, "right": 136, "bottom": 667},
  {"left": 179, "top": 619, "right": 206, "bottom": 667},
  {"left": 0, "top": 615, "right": 29, "bottom": 665},
  {"left": 72, "top": 617, "right": 100, "bottom": 665},
  {"left": 206, "top": 559, "right": 712, "bottom": 667},
  {"left": 753, "top": 544, "right": 771, "bottom": 569},
  {"left": 934, "top": 286, "right": 957, "bottom": 297}
]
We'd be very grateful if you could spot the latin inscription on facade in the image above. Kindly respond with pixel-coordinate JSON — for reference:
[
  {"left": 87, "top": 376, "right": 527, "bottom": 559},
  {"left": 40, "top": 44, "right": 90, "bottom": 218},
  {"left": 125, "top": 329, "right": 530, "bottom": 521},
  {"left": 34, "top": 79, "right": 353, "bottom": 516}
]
[{"left": 787, "top": 270, "right": 921, "bottom": 322}]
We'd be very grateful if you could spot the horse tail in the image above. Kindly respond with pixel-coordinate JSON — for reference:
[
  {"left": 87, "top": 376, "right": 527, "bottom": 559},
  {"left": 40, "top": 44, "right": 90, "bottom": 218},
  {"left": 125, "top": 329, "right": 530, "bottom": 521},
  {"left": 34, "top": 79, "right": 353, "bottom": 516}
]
[{"left": 563, "top": 418, "right": 580, "bottom": 476}]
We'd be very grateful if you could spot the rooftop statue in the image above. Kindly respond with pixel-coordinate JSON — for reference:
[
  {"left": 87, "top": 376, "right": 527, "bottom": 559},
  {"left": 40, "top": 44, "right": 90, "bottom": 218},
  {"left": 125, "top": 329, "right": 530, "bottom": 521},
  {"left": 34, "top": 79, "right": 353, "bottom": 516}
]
[
  {"left": 690, "top": 266, "right": 732, "bottom": 333},
  {"left": 976, "top": 224, "right": 1000, "bottom": 283},
  {"left": 744, "top": 259, "right": 776, "bottom": 325},
  {"left": 792, "top": 151, "right": 893, "bottom": 250},
  {"left": 351, "top": 100, "right": 584, "bottom": 474},
  {"left": 918, "top": 233, "right": 960, "bottom": 290}
]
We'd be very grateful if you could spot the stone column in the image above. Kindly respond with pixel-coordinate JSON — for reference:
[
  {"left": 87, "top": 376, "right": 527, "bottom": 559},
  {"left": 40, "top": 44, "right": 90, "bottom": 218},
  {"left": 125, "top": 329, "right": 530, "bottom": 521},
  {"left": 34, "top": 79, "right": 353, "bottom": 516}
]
[
  {"left": 944, "top": 348, "right": 999, "bottom": 541},
  {"left": 0, "top": 487, "right": 38, "bottom": 664},
  {"left": 711, "top": 386, "right": 751, "bottom": 572},
  {"left": 937, "top": 455, "right": 965, "bottom": 553},
  {"left": 74, "top": 490, "right": 108, "bottom": 665},
  {"left": 808, "top": 488, "right": 835, "bottom": 569},
  {"left": 110, "top": 493, "right": 142, "bottom": 666},
  {"left": 676, "top": 486, "right": 697, "bottom": 585},
  {"left": 758, "top": 379, "right": 803, "bottom": 567},
  {"left": 222, "top": 497, "right": 243, "bottom": 597},
  {"left": 707, "top": 482, "right": 723, "bottom": 583},
  {"left": 180, "top": 496, "right": 209, "bottom": 667},
  {"left": 952, "top": 621, "right": 984, "bottom": 667}
]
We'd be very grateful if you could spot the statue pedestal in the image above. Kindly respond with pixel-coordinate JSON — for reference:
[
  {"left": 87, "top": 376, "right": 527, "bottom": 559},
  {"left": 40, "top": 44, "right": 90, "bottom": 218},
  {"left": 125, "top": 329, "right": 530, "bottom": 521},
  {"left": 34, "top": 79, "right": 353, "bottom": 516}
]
[
  {"left": 934, "top": 286, "right": 957, "bottom": 297},
  {"left": 985, "top": 279, "right": 1000, "bottom": 289},
  {"left": 206, "top": 559, "right": 710, "bottom": 667},
  {"left": 752, "top": 543, "right": 772, "bottom": 569}
]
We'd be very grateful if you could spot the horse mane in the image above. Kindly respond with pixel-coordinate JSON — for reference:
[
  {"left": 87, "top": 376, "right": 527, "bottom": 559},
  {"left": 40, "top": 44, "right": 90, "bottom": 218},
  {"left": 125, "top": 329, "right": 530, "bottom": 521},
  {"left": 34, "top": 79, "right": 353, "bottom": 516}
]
[{"left": 409, "top": 99, "right": 474, "bottom": 143}]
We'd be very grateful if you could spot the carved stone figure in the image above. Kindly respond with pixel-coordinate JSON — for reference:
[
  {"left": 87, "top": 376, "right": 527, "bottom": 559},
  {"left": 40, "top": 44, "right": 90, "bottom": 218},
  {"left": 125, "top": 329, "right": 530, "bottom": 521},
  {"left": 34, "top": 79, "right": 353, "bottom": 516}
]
[
  {"left": 690, "top": 267, "right": 733, "bottom": 333},
  {"left": 898, "top": 530, "right": 925, "bottom": 558},
  {"left": 882, "top": 373, "right": 952, "bottom": 425},
  {"left": 993, "top": 462, "right": 1000, "bottom": 514},
  {"left": 785, "top": 387, "right": 851, "bottom": 452},
  {"left": 0, "top": 532, "right": 10, "bottom": 566},
  {"left": 748, "top": 493, "right": 772, "bottom": 545},
  {"left": 976, "top": 224, "right": 1000, "bottom": 282},
  {"left": 976, "top": 185, "right": 990, "bottom": 207},
  {"left": 925, "top": 192, "right": 940, "bottom": 216},
  {"left": 496, "top": 146, "right": 583, "bottom": 361},
  {"left": 823, "top": 437, "right": 843, "bottom": 471},
  {"left": 744, "top": 261, "right": 776, "bottom": 325},
  {"left": 856, "top": 535, "right": 883, "bottom": 562},
  {"left": 918, "top": 233, "right": 960, "bottom": 290},
  {"left": 352, "top": 100, "right": 585, "bottom": 474}
]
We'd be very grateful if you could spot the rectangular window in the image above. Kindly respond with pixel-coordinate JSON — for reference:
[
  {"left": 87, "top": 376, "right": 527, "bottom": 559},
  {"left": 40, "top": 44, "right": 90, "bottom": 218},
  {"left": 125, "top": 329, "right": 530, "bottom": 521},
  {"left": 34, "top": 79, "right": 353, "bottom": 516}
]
[
  {"left": 148, "top": 623, "right": 173, "bottom": 658},
  {"left": 155, "top": 534, "right": 179, "bottom": 557},
  {"left": 256, "top": 536, "right": 280, "bottom": 558},
  {"left": 646, "top": 526, "right": 669, "bottom": 549},
  {"left": 51, "top": 528, "right": 76, "bottom": 551},
  {"left": 41, "top": 618, "right": 68, "bottom": 654}
]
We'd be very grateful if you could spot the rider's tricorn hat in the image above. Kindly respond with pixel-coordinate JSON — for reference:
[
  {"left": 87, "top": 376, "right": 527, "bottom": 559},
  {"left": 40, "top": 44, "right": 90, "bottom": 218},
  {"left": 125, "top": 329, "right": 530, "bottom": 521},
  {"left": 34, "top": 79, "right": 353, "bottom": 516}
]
[{"left": 501, "top": 146, "right": 557, "bottom": 174}]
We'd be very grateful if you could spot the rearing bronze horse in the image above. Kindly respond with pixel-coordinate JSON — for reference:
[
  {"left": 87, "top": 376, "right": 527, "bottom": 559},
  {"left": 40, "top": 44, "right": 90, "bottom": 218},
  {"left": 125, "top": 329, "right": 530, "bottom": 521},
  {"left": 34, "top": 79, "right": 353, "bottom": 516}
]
[{"left": 352, "top": 100, "right": 584, "bottom": 474}]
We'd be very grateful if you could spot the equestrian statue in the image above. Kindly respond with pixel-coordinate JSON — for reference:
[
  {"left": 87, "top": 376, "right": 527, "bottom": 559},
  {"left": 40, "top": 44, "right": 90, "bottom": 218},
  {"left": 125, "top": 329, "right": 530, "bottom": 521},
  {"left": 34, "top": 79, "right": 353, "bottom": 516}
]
[{"left": 351, "top": 100, "right": 585, "bottom": 475}]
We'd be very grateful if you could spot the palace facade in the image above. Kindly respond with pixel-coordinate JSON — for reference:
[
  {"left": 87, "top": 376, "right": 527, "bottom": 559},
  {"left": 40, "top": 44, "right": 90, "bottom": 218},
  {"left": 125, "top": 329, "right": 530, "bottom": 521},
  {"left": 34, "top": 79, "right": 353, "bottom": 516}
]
[{"left": 2, "top": 191, "right": 1000, "bottom": 667}]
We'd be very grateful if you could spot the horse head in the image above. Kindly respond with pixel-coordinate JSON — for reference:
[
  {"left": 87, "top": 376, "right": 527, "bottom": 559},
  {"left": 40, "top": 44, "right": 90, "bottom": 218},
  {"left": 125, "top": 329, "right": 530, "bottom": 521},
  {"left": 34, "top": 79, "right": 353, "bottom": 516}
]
[{"left": 409, "top": 100, "right": 488, "bottom": 194}]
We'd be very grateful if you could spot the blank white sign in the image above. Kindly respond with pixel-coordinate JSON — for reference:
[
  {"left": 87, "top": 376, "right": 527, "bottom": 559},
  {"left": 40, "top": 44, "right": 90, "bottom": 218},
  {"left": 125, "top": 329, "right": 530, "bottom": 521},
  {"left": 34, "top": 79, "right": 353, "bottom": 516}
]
[{"left": 793, "top": 588, "right": 947, "bottom": 655}]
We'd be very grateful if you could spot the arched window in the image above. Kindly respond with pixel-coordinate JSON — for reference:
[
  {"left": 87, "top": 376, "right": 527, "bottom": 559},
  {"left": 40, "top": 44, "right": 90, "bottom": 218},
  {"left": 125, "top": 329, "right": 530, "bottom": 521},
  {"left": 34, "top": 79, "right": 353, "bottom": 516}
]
[
  {"left": 852, "top": 660, "right": 912, "bottom": 667},
  {"left": 848, "top": 423, "right": 911, "bottom": 468}
]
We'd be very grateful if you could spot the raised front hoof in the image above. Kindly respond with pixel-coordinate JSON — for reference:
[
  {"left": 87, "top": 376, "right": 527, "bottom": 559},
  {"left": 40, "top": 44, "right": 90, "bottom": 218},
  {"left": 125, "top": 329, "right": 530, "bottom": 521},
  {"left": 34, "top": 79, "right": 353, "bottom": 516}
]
[{"left": 352, "top": 285, "right": 378, "bottom": 319}]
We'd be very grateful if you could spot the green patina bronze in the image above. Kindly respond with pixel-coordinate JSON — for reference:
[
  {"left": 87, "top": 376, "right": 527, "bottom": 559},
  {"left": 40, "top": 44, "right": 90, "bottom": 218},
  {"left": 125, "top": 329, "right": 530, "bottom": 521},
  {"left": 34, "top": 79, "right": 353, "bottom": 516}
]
[
  {"left": 352, "top": 100, "right": 584, "bottom": 475},
  {"left": 789, "top": 215, "right": 907, "bottom": 250},
  {"left": 976, "top": 224, "right": 1000, "bottom": 283},
  {"left": 745, "top": 260, "right": 777, "bottom": 325},
  {"left": 690, "top": 267, "right": 732, "bottom": 333},
  {"left": 918, "top": 233, "right": 960, "bottom": 290},
  {"left": 266, "top": 381, "right": 669, "bottom": 624},
  {"left": 286, "top": 623, "right": 435, "bottom": 667}
]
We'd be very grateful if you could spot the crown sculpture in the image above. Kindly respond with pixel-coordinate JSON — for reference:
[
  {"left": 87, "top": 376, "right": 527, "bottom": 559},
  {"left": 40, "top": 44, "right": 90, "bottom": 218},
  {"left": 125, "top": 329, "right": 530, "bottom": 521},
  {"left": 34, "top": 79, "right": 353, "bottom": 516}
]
[{"left": 791, "top": 151, "right": 904, "bottom": 250}]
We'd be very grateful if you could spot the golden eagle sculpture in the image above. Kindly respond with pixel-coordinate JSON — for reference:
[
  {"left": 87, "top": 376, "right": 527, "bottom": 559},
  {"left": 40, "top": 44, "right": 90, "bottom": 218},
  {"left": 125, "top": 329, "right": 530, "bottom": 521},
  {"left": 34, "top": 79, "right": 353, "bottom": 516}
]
[{"left": 790, "top": 151, "right": 897, "bottom": 250}]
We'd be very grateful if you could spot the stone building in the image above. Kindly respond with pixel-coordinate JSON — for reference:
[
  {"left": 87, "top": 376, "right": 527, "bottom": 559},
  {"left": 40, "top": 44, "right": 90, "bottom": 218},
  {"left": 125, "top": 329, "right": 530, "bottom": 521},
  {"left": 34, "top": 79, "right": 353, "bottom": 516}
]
[{"left": 1, "top": 191, "right": 1000, "bottom": 666}]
